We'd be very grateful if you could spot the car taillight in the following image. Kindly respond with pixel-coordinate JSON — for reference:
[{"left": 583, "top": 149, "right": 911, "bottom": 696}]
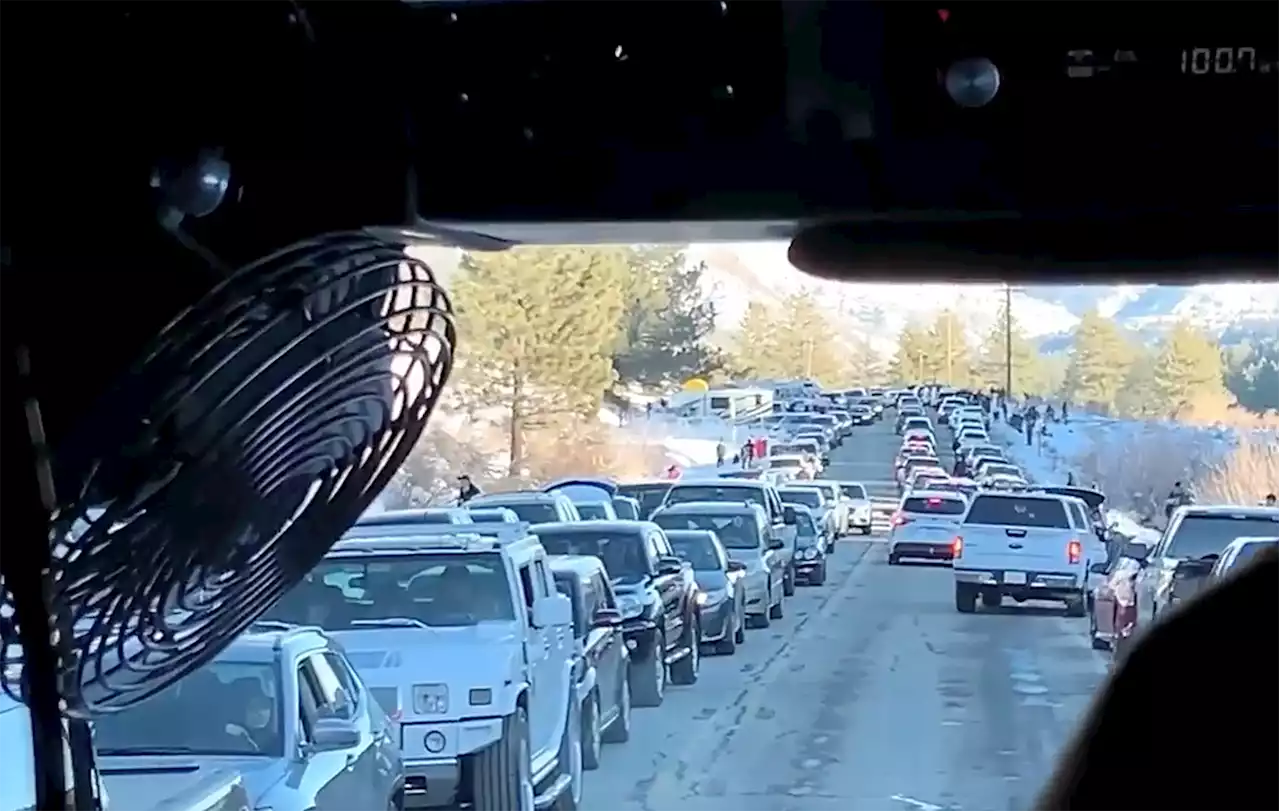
[
  {"left": 1067, "top": 539, "right": 1082, "bottom": 564},
  {"left": 891, "top": 511, "right": 908, "bottom": 526},
  {"left": 951, "top": 535, "right": 963, "bottom": 557}
]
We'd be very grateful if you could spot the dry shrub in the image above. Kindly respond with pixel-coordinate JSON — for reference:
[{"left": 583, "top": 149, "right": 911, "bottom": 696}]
[
  {"left": 1195, "top": 440, "right": 1279, "bottom": 504},
  {"left": 1072, "top": 425, "right": 1223, "bottom": 520},
  {"left": 520, "top": 421, "right": 668, "bottom": 485},
  {"left": 1179, "top": 392, "right": 1280, "bottom": 429}
]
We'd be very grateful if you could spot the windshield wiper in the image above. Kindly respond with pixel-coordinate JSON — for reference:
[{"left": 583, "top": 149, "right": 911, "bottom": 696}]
[
  {"left": 97, "top": 746, "right": 200, "bottom": 756},
  {"left": 350, "top": 617, "right": 430, "bottom": 629}
]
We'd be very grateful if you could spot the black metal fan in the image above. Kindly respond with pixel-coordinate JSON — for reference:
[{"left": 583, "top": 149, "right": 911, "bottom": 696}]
[{"left": 0, "top": 230, "right": 455, "bottom": 715}]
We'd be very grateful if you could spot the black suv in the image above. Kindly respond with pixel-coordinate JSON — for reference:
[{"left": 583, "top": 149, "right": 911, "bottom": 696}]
[
  {"left": 530, "top": 520, "right": 701, "bottom": 708},
  {"left": 548, "top": 554, "right": 634, "bottom": 771}
]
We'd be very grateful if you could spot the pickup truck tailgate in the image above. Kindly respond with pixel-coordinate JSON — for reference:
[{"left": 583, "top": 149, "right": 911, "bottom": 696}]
[{"left": 958, "top": 525, "right": 1077, "bottom": 574}]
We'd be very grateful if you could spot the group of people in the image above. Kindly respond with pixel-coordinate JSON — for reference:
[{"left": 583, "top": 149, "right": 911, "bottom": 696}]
[{"left": 715, "top": 436, "right": 768, "bottom": 468}]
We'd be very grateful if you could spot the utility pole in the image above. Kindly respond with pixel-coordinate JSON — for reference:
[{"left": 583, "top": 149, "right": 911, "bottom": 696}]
[
  {"left": 1004, "top": 283, "right": 1013, "bottom": 397},
  {"left": 804, "top": 337, "right": 815, "bottom": 379}
]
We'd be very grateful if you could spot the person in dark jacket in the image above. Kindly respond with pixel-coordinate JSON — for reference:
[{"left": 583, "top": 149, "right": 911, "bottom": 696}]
[
  {"left": 457, "top": 475, "right": 482, "bottom": 504},
  {"left": 1164, "top": 481, "right": 1192, "bottom": 518}
]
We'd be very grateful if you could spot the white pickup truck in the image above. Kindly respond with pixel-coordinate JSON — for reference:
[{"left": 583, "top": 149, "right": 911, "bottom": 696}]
[{"left": 952, "top": 491, "right": 1095, "bottom": 616}]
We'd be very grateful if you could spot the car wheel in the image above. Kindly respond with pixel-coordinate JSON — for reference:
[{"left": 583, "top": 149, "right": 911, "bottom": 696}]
[
  {"left": 715, "top": 614, "right": 738, "bottom": 655},
  {"left": 955, "top": 584, "right": 978, "bottom": 613},
  {"left": 1064, "top": 592, "right": 1087, "bottom": 618},
  {"left": 769, "top": 594, "right": 784, "bottom": 620},
  {"left": 471, "top": 705, "right": 535, "bottom": 811},
  {"left": 670, "top": 619, "right": 700, "bottom": 685},
  {"left": 581, "top": 692, "right": 602, "bottom": 771},
  {"left": 552, "top": 698, "right": 583, "bottom": 810},
  {"left": 887, "top": 553, "right": 900, "bottom": 565},
  {"left": 628, "top": 631, "right": 666, "bottom": 708},
  {"left": 601, "top": 678, "right": 631, "bottom": 744},
  {"left": 860, "top": 526, "right": 872, "bottom": 536},
  {"left": 980, "top": 590, "right": 1002, "bottom": 609},
  {"left": 733, "top": 607, "right": 747, "bottom": 644},
  {"left": 783, "top": 568, "right": 797, "bottom": 597}
]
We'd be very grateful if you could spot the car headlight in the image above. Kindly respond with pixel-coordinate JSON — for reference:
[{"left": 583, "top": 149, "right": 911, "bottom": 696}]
[
  {"left": 800, "top": 547, "right": 819, "bottom": 560},
  {"left": 616, "top": 593, "right": 646, "bottom": 617},
  {"left": 413, "top": 683, "right": 449, "bottom": 714}
]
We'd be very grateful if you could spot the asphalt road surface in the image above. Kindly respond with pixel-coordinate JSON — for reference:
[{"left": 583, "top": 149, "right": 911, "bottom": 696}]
[{"left": 583, "top": 415, "right": 1109, "bottom": 811}]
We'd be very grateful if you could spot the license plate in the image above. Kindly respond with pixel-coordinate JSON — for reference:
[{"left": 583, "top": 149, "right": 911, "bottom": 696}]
[{"left": 1004, "top": 571, "right": 1027, "bottom": 585}]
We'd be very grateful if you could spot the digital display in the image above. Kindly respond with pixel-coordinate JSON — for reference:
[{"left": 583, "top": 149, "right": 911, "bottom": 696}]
[{"left": 1063, "top": 45, "right": 1276, "bottom": 80}]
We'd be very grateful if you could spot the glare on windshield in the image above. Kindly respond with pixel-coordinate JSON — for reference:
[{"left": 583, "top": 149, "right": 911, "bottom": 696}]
[{"left": 264, "top": 553, "right": 516, "bottom": 628}]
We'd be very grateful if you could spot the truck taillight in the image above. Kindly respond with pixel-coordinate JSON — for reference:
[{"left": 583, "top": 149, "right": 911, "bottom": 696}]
[
  {"left": 1067, "top": 539, "right": 1082, "bottom": 564},
  {"left": 951, "top": 535, "right": 963, "bottom": 557}
]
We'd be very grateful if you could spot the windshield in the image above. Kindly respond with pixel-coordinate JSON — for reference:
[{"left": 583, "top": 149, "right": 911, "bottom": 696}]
[
  {"left": 770, "top": 458, "right": 802, "bottom": 469},
  {"left": 533, "top": 530, "right": 650, "bottom": 582},
  {"left": 1167, "top": 515, "right": 1280, "bottom": 560},
  {"left": 1224, "top": 539, "right": 1278, "bottom": 572},
  {"left": 666, "top": 533, "right": 723, "bottom": 570},
  {"left": 617, "top": 483, "right": 673, "bottom": 517},
  {"left": 840, "top": 483, "right": 868, "bottom": 500},
  {"left": 964, "top": 497, "right": 1070, "bottom": 529},
  {"left": 781, "top": 490, "right": 823, "bottom": 509},
  {"left": 264, "top": 552, "right": 516, "bottom": 628},
  {"left": 903, "top": 496, "right": 967, "bottom": 516},
  {"left": 488, "top": 501, "right": 561, "bottom": 524},
  {"left": 665, "top": 484, "right": 764, "bottom": 510},
  {"left": 653, "top": 513, "right": 762, "bottom": 549},
  {"left": 576, "top": 502, "right": 613, "bottom": 520},
  {"left": 795, "top": 513, "right": 819, "bottom": 545},
  {"left": 984, "top": 465, "right": 1022, "bottom": 478},
  {"left": 94, "top": 661, "right": 282, "bottom": 757}
]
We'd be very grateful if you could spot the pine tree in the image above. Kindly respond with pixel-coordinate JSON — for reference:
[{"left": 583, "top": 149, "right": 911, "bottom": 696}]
[
  {"left": 1064, "top": 309, "right": 1131, "bottom": 411},
  {"left": 1115, "top": 345, "right": 1163, "bottom": 418},
  {"left": 922, "top": 310, "right": 973, "bottom": 387},
  {"left": 451, "top": 247, "right": 629, "bottom": 475},
  {"left": 889, "top": 324, "right": 934, "bottom": 385},
  {"left": 1152, "top": 321, "right": 1229, "bottom": 418},
  {"left": 613, "top": 246, "right": 721, "bottom": 387}
]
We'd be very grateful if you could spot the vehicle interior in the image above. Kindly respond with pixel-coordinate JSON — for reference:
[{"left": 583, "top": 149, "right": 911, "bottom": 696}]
[{"left": 1, "top": 1, "right": 1274, "bottom": 809}]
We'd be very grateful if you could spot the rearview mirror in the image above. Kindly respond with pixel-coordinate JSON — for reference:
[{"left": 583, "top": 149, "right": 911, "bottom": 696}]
[
  {"left": 309, "top": 717, "right": 361, "bottom": 752},
  {"left": 1088, "top": 562, "right": 1109, "bottom": 575},
  {"left": 726, "top": 560, "right": 747, "bottom": 573},
  {"left": 782, "top": 506, "right": 798, "bottom": 525},
  {"left": 591, "top": 608, "right": 623, "bottom": 628},
  {"left": 657, "top": 556, "right": 685, "bottom": 576},
  {"left": 532, "top": 594, "right": 574, "bottom": 628},
  {"left": 767, "top": 537, "right": 785, "bottom": 551}
]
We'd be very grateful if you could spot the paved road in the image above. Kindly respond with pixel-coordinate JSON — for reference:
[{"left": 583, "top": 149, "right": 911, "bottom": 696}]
[{"left": 583, "top": 414, "right": 1109, "bottom": 811}]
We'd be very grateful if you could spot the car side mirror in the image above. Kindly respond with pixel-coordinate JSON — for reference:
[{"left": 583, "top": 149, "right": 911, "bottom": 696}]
[
  {"left": 1088, "top": 562, "right": 1109, "bottom": 575},
  {"left": 532, "top": 594, "right": 574, "bottom": 629},
  {"left": 657, "top": 556, "right": 685, "bottom": 576},
  {"left": 726, "top": 560, "right": 747, "bottom": 573},
  {"left": 591, "top": 608, "right": 624, "bottom": 628},
  {"left": 782, "top": 506, "right": 798, "bottom": 525},
  {"left": 1122, "top": 542, "right": 1151, "bottom": 563},
  {"left": 767, "top": 536, "right": 785, "bottom": 551},
  {"left": 309, "top": 717, "right": 361, "bottom": 752}
]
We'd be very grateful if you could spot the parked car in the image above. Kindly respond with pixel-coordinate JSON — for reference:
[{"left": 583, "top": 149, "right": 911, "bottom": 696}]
[
  {"left": 664, "top": 529, "right": 749, "bottom": 654},
  {"left": 468, "top": 490, "right": 583, "bottom": 524},
  {"left": 548, "top": 554, "right": 633, "bottom": 771},
  {"left": 791, "top": 506, "right": 830, "bottom": 585},
  {"left": 264, "top": 528, "right": 581, "bottom": 811},
  {"left": 94, "top": 623, "right": 404, "bottom": 811},
  {"left": 835, "top": 481, "right": 874, "bottom": 535},
  {"left": 531, "top": 520, "right": 702, "bottom": 707}
]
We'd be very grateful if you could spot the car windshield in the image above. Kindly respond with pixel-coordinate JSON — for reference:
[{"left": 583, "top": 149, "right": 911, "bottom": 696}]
[
  {"left": 666, "top": 533, "right": 723, "bottom": 570},
  {"left": 534, "top": 530, "right": 650, "bottom": 582},
  {"left": 94, "top": 661, "right": 282, "bottom": 757},
  {"left": 795, "top": 513, "right": 819, "bottom": 545},
  {"left": 483, "top": 501, "right": 561, "bottom": 524},
  {"left": 840, "top": 484, "right": 868, "bottom": 500},
  {"left": 264, "top": 553, "right": 516, "bottom": 628},
  {"left": 617, "top": 483, "right": 672, "bottom": 517},
  {"left": 903, "top": 496, "right": 967, "bottom": 516},
  {"left": 770, "top": 458, "right": 802, "bottom": 469},
  {"left": 984, "top": 465, "right": 1022, "bottom": 478},
  {"left": 964, "top": 497, "right": 1070, "bottom": 529},
  {"left": 666, "top": 485, "right": 764, "bottom": 510},
  {"left": 575, "top": 502, "right": 613, "bottom": 520},
  {"left": 1224, "top": 539, "right": 1278, "bottom": 572},
  {"left": 1166, "top": 515, "right": 1280, "bottom": 560},
  {"left": 653, "top": 513, "right": 762, "bottom": 550},
  {"left": 781, "top": 490, "right": 823, "bottom": 509}
]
